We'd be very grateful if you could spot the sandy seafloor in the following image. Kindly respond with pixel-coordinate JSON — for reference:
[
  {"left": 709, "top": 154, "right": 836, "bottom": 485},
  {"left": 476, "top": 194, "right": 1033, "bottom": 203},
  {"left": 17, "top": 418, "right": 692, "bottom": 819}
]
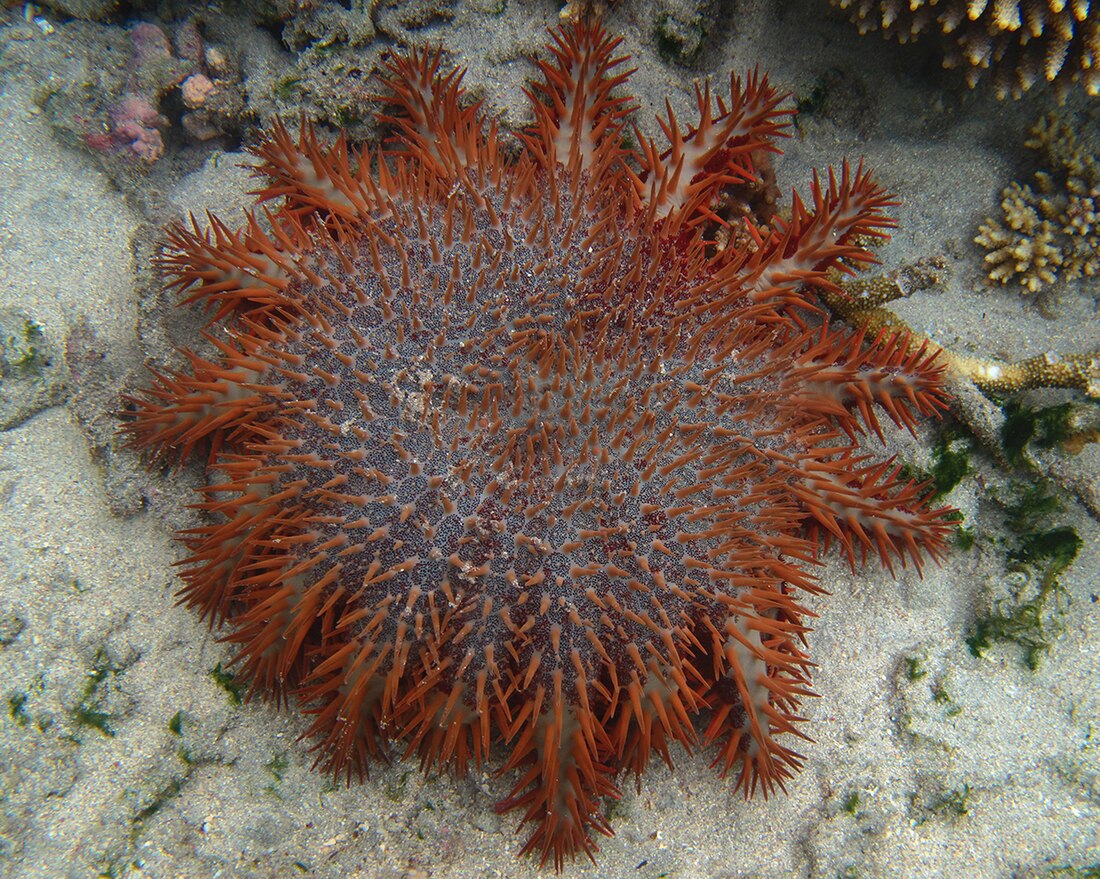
[{"left": 1, "top": 0, "right": 1099, "bottom": 877}]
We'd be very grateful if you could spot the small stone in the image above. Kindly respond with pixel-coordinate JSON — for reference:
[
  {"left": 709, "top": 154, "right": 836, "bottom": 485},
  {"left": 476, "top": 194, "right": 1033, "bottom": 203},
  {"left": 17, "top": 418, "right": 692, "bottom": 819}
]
[
  {"left": 0, "top": 611, "right": 26, "bottom": 646},
  {"left": 181, "top": 74, "right": 216, "bottom": 109},
  {"left": 175, "top": 20, "right": 203, "bottom": 62},
  {"left": 182, "top": 112, "right": 220, "bottom": 141},
  {"left": 205, "top": 46, "right": 229, "bottom": 73}
]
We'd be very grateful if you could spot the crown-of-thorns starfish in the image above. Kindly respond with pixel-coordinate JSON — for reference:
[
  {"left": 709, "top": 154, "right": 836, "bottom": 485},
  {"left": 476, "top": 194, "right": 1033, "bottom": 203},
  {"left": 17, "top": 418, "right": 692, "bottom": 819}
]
[{"left": 124, "top": 20, "right": 953, "bottom": 869}]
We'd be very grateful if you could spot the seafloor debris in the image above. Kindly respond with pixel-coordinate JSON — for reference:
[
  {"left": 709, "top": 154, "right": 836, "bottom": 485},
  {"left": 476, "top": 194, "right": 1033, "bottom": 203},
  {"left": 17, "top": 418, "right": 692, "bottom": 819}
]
[
  {"left": 0, "top": 308, "right": 67, "bottom": 431},
  {"left": 8, "top": 15, "right": 246, "bottom": 167}
]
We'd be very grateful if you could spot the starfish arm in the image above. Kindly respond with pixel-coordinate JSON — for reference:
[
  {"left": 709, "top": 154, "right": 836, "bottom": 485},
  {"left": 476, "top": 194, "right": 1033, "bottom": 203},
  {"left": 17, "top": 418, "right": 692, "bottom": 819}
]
[
  {"left": 250, "top": 117, "right": 382, "bottom": 223},
  {"left": 633, "top": 68, "right": 790, "bottom": 229},
  {"left": 699, "top": 585, "right": 814, "bottom": 798},
  {"left": 744, "top": 160, "right": 898, "bottom": 306},
  {"left": 157, "top": 209, "right": 309, "bottom": 321},
  {"left": 374, "top": 44, "right": 497, "bottom": 194},
  {"left": 777, "top": 321, "right": 950, "bottom": 441},
  {"left": 496, "top": 700, "right": 618, "bottom": 870},
  {"left": 523, "top": 19, "right": 636, "bottom": 192},
  {"left": 121, "top": 338, "right": 272, "bottom": 461},
  {"left": 791, "top": 453, "right": 955, "bottom": 575},
  {"left": 298, "top": 634, "right": 398, "bottom": 784}
]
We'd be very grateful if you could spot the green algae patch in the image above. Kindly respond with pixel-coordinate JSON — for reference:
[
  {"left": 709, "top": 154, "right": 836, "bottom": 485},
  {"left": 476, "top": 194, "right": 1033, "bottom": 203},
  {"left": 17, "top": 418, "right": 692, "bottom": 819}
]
[
  {"left": 653, "top": 1, "right": 709, "bottom": 65},
  {"left": 1036, "top": 864, "right": 1100, "bottom": 879},
  {"left": 966, "top": 482, "right": 1082, "bottom": 670},
  {"left": 903, "top": 656, "right": 928, "bottom": 682},
  {"left": 953, "top": 525, "right": 975, "bottom": 550},
  {"left": 8, "top": 692, "right": 29, "bottom": 726},
  {"left": 209, "top": 662, "right": 245, "bottom": 705},
  {"left": 1001, "top": 399, "right": 1100, "bottom": 464},
  {"left": 1014, "top": 525, "right": 1082, "bottom": 575},
  {"left": 0, "top": 308, "right": 67, "bottom": 429},
  {"left": 927, "top": 783, "right": 971, "bottom": 819},
  {"left": 898, "top": 421, "right": 972, "bottom": 504},
  {"left": 1, "top": 317, "right": 47, "bottom": 378},
  {"left": 70, "top": 649, "right": 133, "bottom": 739}
]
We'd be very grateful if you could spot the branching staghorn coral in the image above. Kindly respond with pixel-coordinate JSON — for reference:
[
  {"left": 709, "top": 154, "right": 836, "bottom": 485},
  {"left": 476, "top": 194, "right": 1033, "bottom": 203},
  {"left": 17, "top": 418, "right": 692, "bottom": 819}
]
[
  {"left": 830, "top": 0, "right": 1100, "bottom": 98},
  {"left": 976, "top": 112, "right": 1100, "bottom": 296}
]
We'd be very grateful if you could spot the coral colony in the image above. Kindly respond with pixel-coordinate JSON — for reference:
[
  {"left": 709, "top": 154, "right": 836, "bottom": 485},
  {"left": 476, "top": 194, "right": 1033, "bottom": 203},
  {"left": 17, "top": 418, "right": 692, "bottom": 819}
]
[
  {"left": 125, "top": 22, "right": 953, "bottom": 868},
  {"left": 831, "top": 0, "right": 1100, "bottom": 99}
]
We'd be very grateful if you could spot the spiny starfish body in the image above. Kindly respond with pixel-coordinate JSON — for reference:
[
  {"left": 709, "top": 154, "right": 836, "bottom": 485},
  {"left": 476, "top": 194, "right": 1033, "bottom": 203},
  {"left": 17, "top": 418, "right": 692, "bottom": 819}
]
[{"left": 126, "top": 22, "right": 952, "bottom": 868}]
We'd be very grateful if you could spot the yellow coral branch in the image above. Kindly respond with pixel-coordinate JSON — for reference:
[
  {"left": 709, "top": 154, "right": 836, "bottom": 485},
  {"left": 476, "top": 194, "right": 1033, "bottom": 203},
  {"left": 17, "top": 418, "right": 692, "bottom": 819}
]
[{"left": 823, "top": 266, "right": 1100, "bottom": 399}]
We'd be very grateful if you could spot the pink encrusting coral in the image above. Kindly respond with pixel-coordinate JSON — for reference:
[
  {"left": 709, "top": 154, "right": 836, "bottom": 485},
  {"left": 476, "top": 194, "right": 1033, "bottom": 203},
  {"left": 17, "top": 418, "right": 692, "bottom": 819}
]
[
  {"left": 124, "top": 21, "right": 954, "bottom": 868},
  {"left": 105, "top": 94, "right": 167, "bottom": 162}
]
